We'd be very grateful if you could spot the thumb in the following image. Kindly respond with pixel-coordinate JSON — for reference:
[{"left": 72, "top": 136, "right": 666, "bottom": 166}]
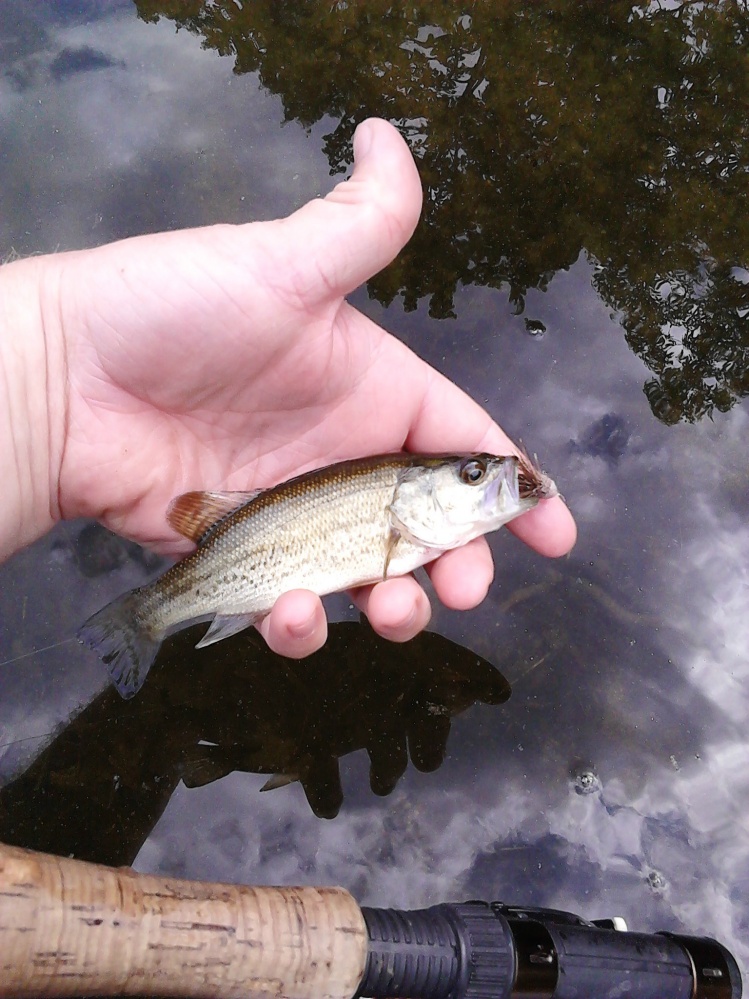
[{"left": 276, "top": 118, "right": 423, "bottom": 302}]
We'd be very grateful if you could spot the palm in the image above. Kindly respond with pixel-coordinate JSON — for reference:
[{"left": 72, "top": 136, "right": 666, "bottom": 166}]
[{"left": 62, "top": 233, "right": 437, "bottom": 553}]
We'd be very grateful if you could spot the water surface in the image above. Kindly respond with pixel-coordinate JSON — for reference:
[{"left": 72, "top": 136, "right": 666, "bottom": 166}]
[{"left": 0, "top": 0, "right": 747, "bottom": 986}]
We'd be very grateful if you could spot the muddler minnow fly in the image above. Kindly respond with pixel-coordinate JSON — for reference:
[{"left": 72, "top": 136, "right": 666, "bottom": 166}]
[{"left": 78, "top": 452, "right": 558, "bottom": 698}]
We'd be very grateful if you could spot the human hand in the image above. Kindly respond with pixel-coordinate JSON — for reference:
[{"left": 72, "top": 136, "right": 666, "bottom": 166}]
[{"left": 1, "top": 118, "right": 575, "bottom": 657}]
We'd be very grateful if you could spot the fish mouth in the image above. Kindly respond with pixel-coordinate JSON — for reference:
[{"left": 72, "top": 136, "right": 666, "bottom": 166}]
[
  {"left": 480, "top": 453, "right": 558, "bottom": 515},
  {"left": 481, "top": 457, "right": 521, "bottom": 514}
]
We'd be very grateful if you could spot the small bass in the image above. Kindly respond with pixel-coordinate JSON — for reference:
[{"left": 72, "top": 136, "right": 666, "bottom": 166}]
[{"left": 79, "top": 452, "right": 557, "bottom": 698}]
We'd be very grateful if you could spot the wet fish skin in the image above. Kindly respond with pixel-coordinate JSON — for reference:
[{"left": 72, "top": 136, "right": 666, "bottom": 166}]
[{"left": 78, "top": 452, "right": 557, "bottom": 699}]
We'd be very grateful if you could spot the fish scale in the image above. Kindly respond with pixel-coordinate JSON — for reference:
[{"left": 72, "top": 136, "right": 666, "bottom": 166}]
[
  {"left": 150, "top": 458, "right": 420, "bottom": 628},
  {"left": 79, "top": 452, "right": 557, "bottom": 698}
]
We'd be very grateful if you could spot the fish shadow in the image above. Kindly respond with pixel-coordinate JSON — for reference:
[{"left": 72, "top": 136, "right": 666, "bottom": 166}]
[{"left": 0, "top": 619, "right": 509, "bottom": 866}]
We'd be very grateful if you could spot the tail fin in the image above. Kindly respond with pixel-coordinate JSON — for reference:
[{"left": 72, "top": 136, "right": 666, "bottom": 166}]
[{"left": 77, "top": 591, "right": 160, "bottom": 699}]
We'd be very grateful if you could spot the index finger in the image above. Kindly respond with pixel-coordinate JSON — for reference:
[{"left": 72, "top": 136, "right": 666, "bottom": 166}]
[{"left": 404, "top": 365, "right": 577, "bottom": 558}]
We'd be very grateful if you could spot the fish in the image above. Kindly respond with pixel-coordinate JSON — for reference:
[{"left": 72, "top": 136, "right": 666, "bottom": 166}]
[{"left": 78, "top": 452, "right": 558, "bottom": 699}]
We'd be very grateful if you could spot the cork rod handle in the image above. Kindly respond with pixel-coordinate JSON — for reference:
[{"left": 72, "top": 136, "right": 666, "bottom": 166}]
[{"left": 0, "top": 843, "right": 368, "bottom": 999}]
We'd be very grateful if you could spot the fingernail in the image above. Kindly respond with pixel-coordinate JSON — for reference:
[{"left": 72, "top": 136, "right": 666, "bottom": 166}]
[
  {"left": 289, "top": 615, "right": 318, "bottom": 642},
  {"left": 399, "top": 604, "right": 418, "bottom": 631},
  {"left": 353, "top": 119, "right": 374, "bottom": 161},
  {"left": 382, "top": 604, "right": 418, "bottom": 640}
]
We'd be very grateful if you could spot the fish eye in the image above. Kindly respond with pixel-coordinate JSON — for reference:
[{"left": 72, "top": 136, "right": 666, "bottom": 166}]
[{"left": 459, "top": 458, "right": 487, "bottom": 484}]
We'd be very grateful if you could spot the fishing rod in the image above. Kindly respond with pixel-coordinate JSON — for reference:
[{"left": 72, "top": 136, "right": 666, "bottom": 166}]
[{"left": 0, "top": 843, "right": 741, "bottom": 999}]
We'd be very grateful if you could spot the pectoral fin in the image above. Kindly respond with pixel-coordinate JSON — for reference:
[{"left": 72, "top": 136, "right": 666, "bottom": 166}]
[
  {"left": 387, "top": 506, "right": 435, "bottom": 549},
  {"left": 385, "top": 507, "right": 443, "bottom": 577},
  {"left": 383, "top": 525, "right": 401, "bottom": 579},
  {"left": 196, "top": 612, "right": 259, "bottom": 648}
]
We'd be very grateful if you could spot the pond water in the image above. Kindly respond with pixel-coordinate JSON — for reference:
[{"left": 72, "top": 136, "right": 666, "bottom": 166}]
[{"left": 1, "top": 1, "right": 748, "bottom": 990}]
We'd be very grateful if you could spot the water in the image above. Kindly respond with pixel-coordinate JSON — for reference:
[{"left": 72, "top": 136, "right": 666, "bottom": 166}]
[{"left": 0, "top": 0, "right": 747, "bottom": 988}]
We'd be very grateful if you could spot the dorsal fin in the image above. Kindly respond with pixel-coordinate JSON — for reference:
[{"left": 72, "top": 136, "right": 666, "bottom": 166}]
[{"left": 167, "top": 490, "right": 261, "bottom": 543}]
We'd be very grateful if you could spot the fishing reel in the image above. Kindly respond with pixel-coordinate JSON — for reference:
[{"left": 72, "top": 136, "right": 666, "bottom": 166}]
[{"left": 359, "top": 900, "right": 742, "bottom": 999}]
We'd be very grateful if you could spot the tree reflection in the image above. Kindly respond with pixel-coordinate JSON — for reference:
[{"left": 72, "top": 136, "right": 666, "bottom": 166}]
[{"left": 135, "top": 0, "right": 748, "bottom": 423}]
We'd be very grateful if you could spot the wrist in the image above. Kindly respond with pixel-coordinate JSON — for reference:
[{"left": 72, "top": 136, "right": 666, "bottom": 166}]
[{"left": 0, "top": 255, "right": 67, "bottom": 561}]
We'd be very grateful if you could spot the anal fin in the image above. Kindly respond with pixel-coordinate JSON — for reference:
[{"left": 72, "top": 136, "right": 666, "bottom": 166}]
[
  {"left": 261, "top": 773, "right": 301, "bottom": 792},
  {"left": 195, "top": 612, "right": 258, "bottom": 648}
]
